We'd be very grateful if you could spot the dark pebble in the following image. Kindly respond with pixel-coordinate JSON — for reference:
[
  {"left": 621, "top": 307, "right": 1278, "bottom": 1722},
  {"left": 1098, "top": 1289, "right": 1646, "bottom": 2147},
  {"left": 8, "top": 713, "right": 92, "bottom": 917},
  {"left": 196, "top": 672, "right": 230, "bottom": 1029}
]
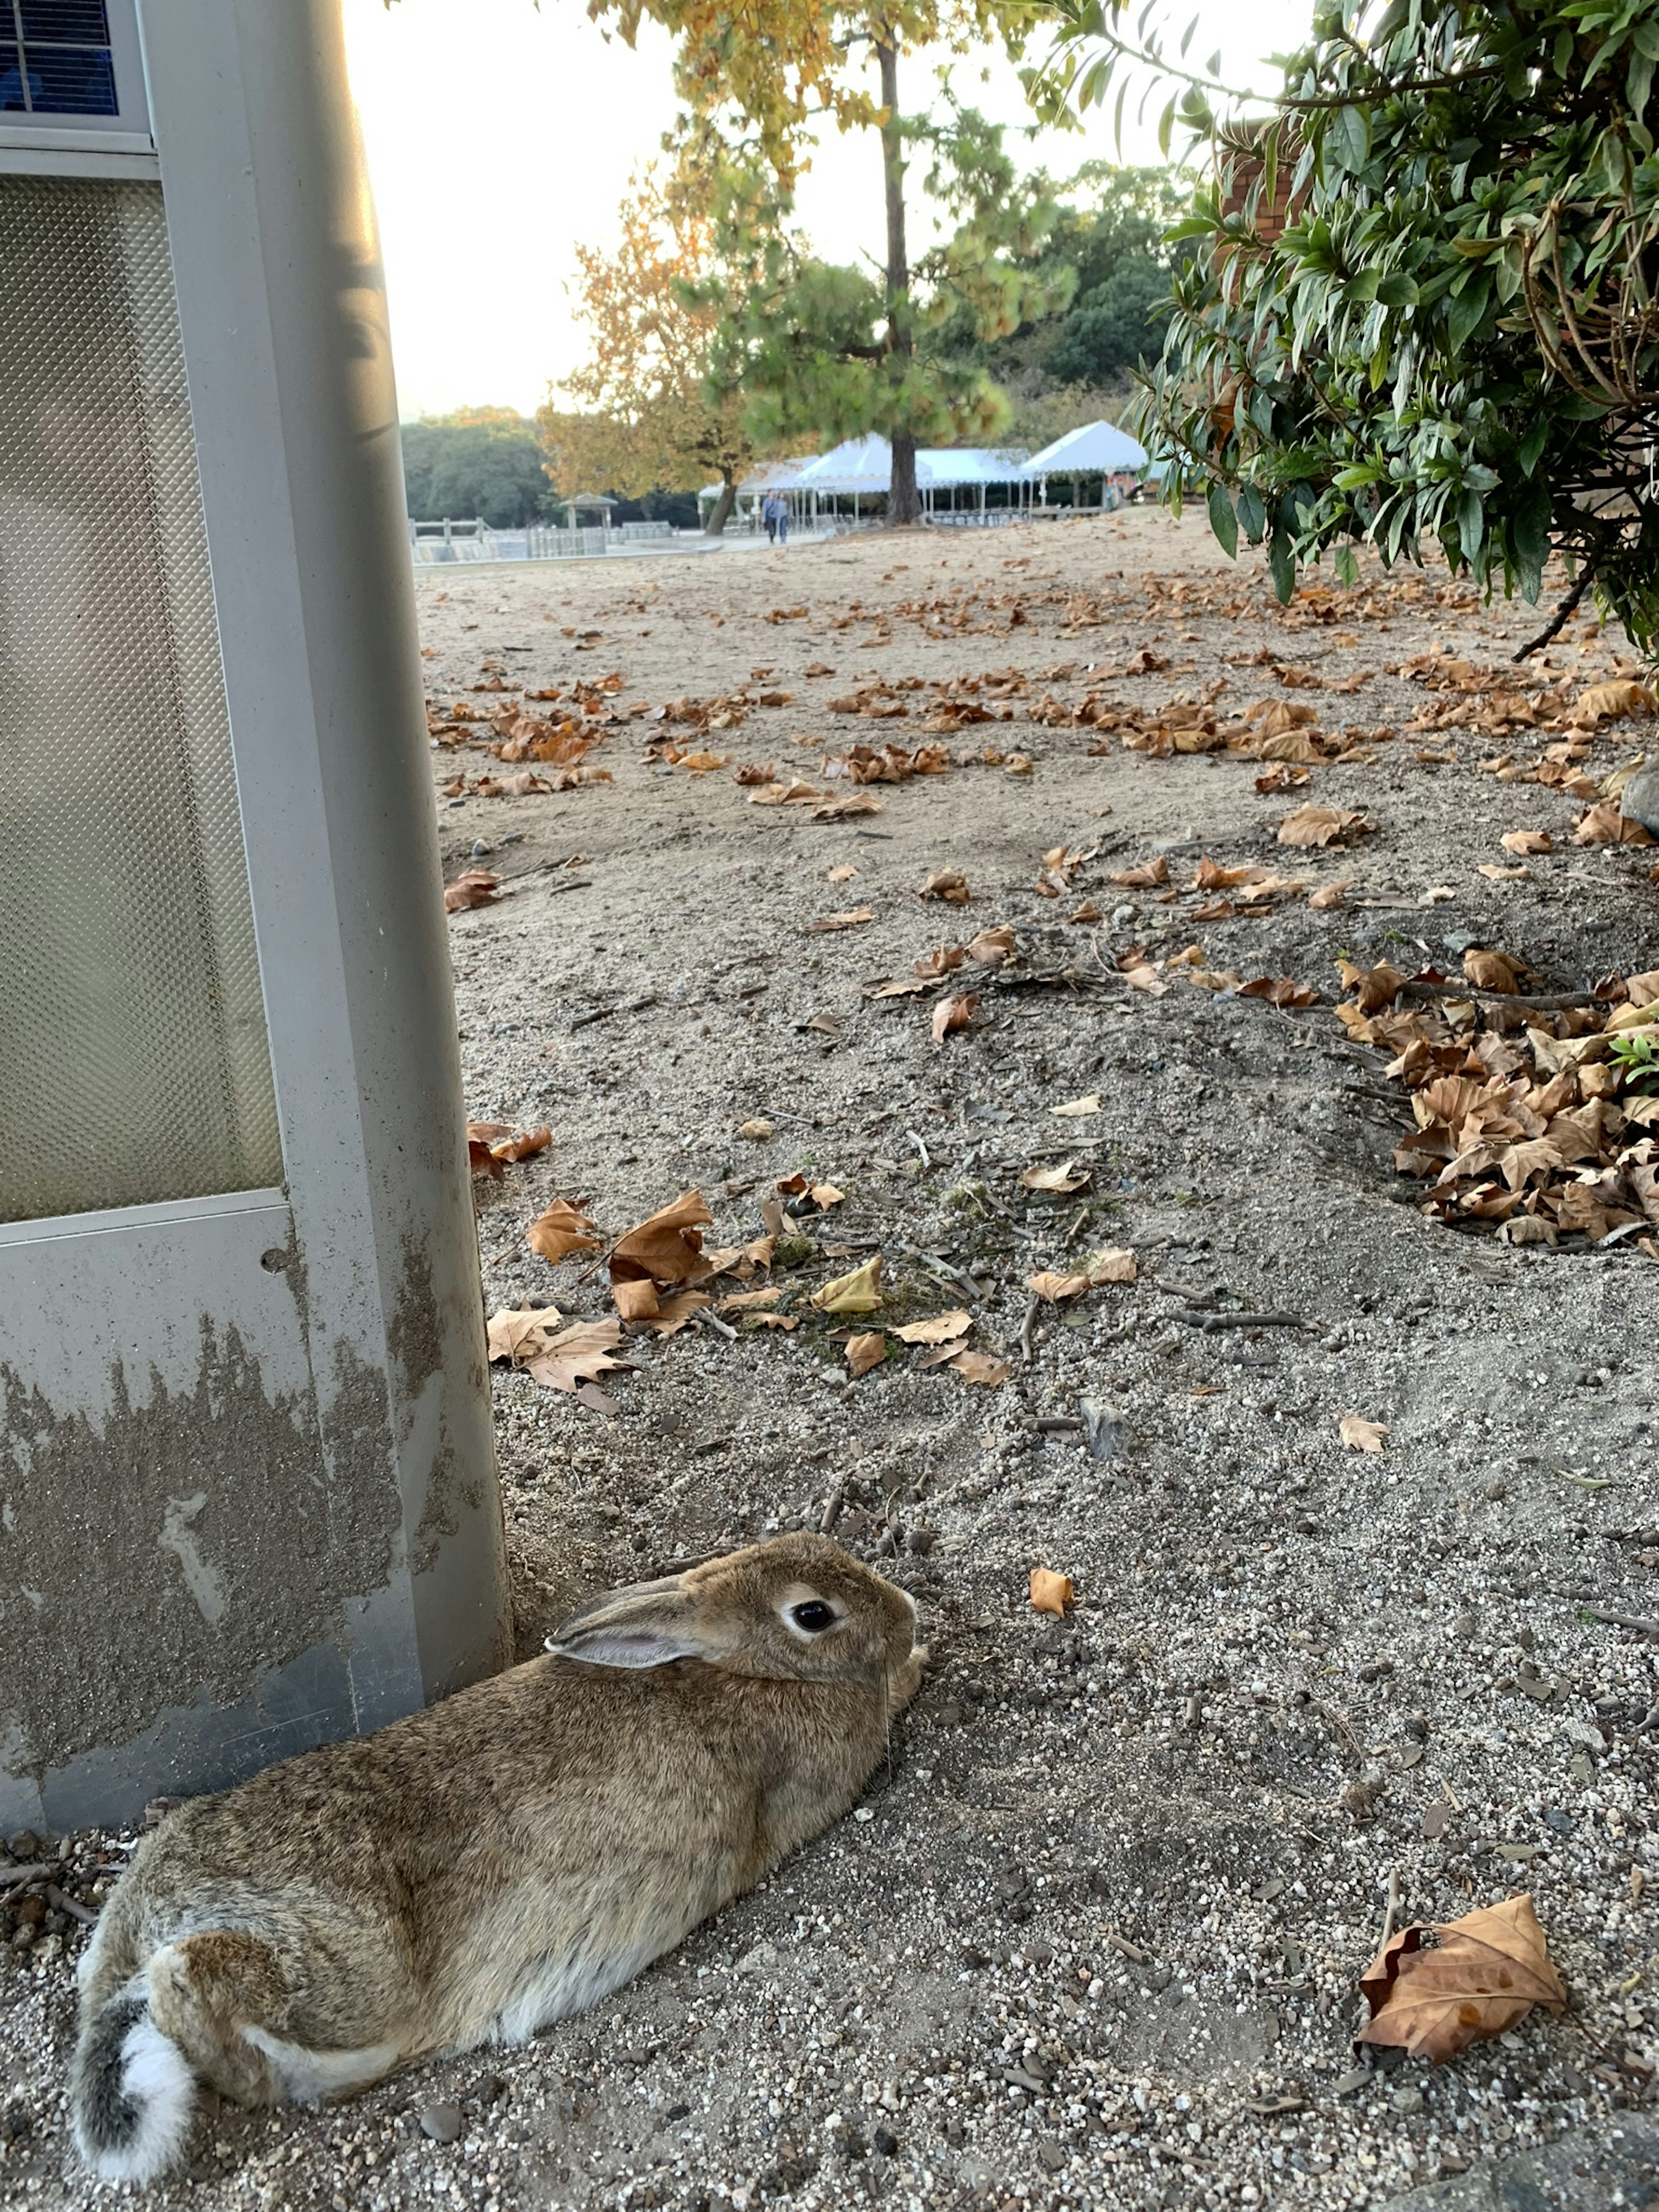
[
  {"left": 872, "top": 2126, "right": 899, "bottom": 2157},
  {"left": 419, "top": 2101, "right": 463, "bottom": 2144}
]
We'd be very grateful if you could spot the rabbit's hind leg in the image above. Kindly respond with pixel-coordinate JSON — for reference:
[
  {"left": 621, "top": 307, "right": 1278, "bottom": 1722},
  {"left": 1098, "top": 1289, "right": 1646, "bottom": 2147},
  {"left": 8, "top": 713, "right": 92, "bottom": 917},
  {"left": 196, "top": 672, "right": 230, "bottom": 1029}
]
[{"left": 147, "top": 1930, "right": 292, "bottom": 2106}]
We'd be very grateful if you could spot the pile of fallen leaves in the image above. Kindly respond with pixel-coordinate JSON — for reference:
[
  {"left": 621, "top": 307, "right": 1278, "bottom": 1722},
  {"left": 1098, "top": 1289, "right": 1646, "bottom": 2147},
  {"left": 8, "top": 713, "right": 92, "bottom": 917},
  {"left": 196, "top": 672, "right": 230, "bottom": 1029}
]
[
  {"left": 490, "top": 1182, "right": 1021, "bottom": 1403},
  {"left": 1338, "top": 953, "right": 1659, "bottom": 1245}
]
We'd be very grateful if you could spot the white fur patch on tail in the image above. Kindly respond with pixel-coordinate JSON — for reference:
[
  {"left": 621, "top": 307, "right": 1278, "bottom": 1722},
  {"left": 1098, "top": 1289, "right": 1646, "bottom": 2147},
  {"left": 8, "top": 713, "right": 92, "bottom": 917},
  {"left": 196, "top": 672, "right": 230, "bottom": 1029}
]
[{"left": 74, "top": 2009, "right": 197, "bottom": 2184}]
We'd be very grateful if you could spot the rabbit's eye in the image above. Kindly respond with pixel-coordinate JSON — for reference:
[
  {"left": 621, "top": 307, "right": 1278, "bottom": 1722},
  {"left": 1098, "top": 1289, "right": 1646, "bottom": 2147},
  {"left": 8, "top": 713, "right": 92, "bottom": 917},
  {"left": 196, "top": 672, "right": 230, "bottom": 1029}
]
[{"left": 790, "top": 1600, "right": 837, "bottom": 1634}]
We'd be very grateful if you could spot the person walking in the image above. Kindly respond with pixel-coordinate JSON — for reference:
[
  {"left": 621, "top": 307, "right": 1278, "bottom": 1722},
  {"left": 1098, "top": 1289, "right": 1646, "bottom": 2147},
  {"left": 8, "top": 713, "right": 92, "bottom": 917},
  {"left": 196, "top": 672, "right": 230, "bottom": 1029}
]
[
  {"left": 775, "top": 495, "right": 790, "bottom": 549},
  {"left": 762, "top": 491, "right": 779, "bottom": 545}
]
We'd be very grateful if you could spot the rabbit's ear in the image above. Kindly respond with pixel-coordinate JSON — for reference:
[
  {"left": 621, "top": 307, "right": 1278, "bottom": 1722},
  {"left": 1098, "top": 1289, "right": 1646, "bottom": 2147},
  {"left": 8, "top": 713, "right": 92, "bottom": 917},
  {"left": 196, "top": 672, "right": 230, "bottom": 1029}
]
[{"left": 546, "top": 1580, "right": 721, "bottom": 1670}]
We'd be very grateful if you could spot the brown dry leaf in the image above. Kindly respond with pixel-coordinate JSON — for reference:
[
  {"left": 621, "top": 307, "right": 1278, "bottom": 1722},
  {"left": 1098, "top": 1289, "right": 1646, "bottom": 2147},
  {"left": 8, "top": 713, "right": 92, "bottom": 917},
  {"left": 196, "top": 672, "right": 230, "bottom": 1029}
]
[
  {"left": 610, "top": 1189, "right": 713, "bottom": 1287},
  {"left": 1308, "top": 882, "right": 1349, "bottom": 910},
  {"left": 810, "top": 1254, "right": 884, "bottom": 1313},
  {"left": 522, "top": 1317, "right": 626, "bottom": 1395},
  {"left": 733, "top": 762, "right": 776, "bottom": 786},
  {"left": 486, "top": 1305, "right": 563, "bottom": 1363},
  {"left": 1500, "top": 828, "right": 1553, "bottom": 856},
  {"left": 631, "top": 1290, "right": 711, "bottom": 1337},
  {"left": 1027, "top": 1269, "right": 1090, "bottom": 1302},
  {"left": 1463, "top": 947, "right": 1522, "bottom": 993},
  {"left": 1121, "top": 963, "right": 1167, "bottom": 996},
  {"left": 870, "top": 977, "right": 932, "bottom": 998},
  {"left": 445, "top": 869, "right": 499, "bottom": 912},
  {"left": 1084, "top": 1246, "right": 1137, "bottom": 1284},
  {"left": 489, "top": 1128, "right": 551, "bottom": 1164},
  {"left": 1359, "top": 1894, "right": 1567, "bottom": 2063},
  {"left": 1574, "top": 679, "right": 1656, "bottom": 725},
  {"left": 1575, "top": 799, "right": 1654, "bottom": 846},
  {"left": 919, "top": 871, "right": 971, "bottom": 903},
  {"left": 1278, "top": 804, "right": 1371, "bottom": 848},
  {"left": 932, "top": 993, "right": 979, "bottom": 1043},
  {"left": 1052, "top": 1093, "right": 1102, "bottom": 1118},
  {"left": 675, "top": 749, "right": 730, "bottom": 772},
  {"left": 1239, "top": 976, "right": 1318, "bottom": 1009},
  {"left": 949, "top": 1348, "right": 1011, "bottom": 1386},
  {"left": 1339, "top": 1414, "right": 1389, "bottom": 1453},
  {"left": 915, "top": 944, "right": 966, "bottom": 979},
  {"left": 526, "top": 1198, "right": 603, "bottom": 1264},
  {"left": 611, "top": 1278, "right": 661, "bottom": 1321},
  {"left": 1112, "top": 856, "right": 1171, "bottom": 888},
  {"left": 892, "top": 1309, "right": 973, "bottom": 1344},
  {"left": 826, "top": 864, "right": 858, "bottom": 883},
  {"left": 466, "top": 1122, "right": 508, "bottom": 1179},
  {"left": 807, "top": 906, "right": 875, "bottom": 933},
  {"left": 1193, "top": 856, "right": 1270, "bottom": 890},
  {"left": 1067, "top": 899, "right": 1104, "bottom": 924},
  {"left": 721, "top": 1285, "right": 785, "bottom": 1313},
  {"left": 845, "top": 1331, "right": 888, "bottom": 1378},
  {"left": 965, "top": 924, "right": 1018, "bottom": 967},
  {"left": 1030, "top": 1567, "right": 1074, "bottom": 1618},
  {"left": 1478, "top": 864, "right": 1529, "bottom": 881},
  {"left": 1019, "top": 1158, "right": 1091, "bottom": 1194}
]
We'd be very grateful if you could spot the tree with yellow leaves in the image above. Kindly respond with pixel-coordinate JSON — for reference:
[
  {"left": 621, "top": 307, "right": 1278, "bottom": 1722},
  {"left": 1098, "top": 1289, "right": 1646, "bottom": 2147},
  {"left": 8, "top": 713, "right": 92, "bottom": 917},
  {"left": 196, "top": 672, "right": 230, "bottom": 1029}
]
[
  {"left": 538, "top": 172, "right": 758, "bottom": 535},
  {"left": 590, "top": 0, "right": 1058, "bottom": 522}
]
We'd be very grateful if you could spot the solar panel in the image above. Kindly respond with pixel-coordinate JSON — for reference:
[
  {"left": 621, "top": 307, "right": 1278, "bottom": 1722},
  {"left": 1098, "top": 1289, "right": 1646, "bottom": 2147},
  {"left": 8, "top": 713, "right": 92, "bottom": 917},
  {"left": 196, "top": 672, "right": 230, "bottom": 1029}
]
[{"left": 1, "top": 1, "right": 118, "bottom": 118}]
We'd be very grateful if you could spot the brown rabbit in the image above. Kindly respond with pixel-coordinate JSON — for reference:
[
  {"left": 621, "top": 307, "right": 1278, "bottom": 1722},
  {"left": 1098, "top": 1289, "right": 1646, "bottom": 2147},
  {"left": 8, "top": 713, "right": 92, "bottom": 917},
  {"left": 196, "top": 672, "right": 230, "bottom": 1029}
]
[{"left": 70, "top": 1535, "right": 922, "bottom": 2183}]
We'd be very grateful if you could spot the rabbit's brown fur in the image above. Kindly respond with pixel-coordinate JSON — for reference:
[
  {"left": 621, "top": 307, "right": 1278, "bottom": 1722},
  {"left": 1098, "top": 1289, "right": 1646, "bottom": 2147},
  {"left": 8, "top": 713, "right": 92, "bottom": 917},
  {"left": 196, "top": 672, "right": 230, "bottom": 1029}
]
[{"left": 71, "top": 1536, "right": 921, "bottom": 2183}]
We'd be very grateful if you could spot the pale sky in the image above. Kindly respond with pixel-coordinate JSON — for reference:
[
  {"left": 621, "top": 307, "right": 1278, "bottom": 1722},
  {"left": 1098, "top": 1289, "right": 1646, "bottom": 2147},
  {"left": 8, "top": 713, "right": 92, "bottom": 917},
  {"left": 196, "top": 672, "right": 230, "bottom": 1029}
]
[{"left": 339, "top": 0, "right": 1313, "bottom": 423}]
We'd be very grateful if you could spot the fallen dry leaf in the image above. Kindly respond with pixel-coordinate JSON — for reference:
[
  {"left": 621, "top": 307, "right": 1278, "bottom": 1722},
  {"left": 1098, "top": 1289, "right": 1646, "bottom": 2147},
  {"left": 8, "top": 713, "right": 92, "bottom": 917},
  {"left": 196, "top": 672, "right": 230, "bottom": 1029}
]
[
  {"left": 1052, "top": 1094, "right": 1102, "bottom": 1118},
  {"left": 1030, "top": 1567, "right": 1073, "bottom": 1618},
  {"left": 1019, "top": 1158, "right": 1091, "bottom": 1194},
  {"left": 965, "top": 924, "right": 1017, "bottom": 966},
  {"left": 915, "top": 944, "right": 966, "bottom": 979},
  {"left": 1574, "top": 679, "right": 1655, "bottom": 726},
  {"left": 919, "top": 871, "right": 970, "bottom": 903},
  {"left": 1083, "top": 1245, "right": 1137, "bottom": 1284},
  {"left": 826, "top": 864, "right": 857, "bottom": 883},
  {"left": 932, "top": 993, "right": 979, "bottom": 1043},
  {"left": 612, "top": 1278, "right": 663, "bottom": 1321},
  {"left": 1500, "top": 828, "right": 1553, "bottom": 856},
  {"left": 526, "top": 1197, "right": 602, "bottom": 1264},
  {"left": 892, "top": 1309, "right": 973, "bottom": 1344},
  {"left": 630, "top": 1290, "right": 710, "bottom": 1337},
  {"left": 1359, "top": 1894, "right": 1567, "bottom": 2063},
  {"left": 445, "top": 869, "right": 499, "bottom": 912},
  {"left": 1027, "top": 1269, "right": 1090, "bottom": 1302},
  {"left": 486, "top": 1305, "right": 563, "bottom": 1363},
  {"left": 949, "top": 1348, "right": 1011, "bottom": 1386},
  {"left": 1239, "top": 976, "right": 1318, "bottom": 1009},
  {"left": 807, "top": 906, "right": 875, "bottom": 932},
  {"left": 1339, "top": 1414, "right": 1389, "bottom": 1454},
  {"left": 810, "top": 1254, "right": 884, "bottom": 1313},
  {"left": 721, "top": 1284, "right": 785, "bottom": 1313},
  {"left": 1463, "top": 947, "right": 1522, "bottom": 993},
  {"left": 1574, "top": 799, "right": 1654, "bottom": 846},
  {"left": 1308, "top": 882, "right": 1349, "bottom": 911},
  {"left": 610, "top": 1189, "right": 713, "bottom": 1288},
  {"left": 1112, "top": 856, "right": 1170, "bottom": 888},
  {"left": 521, "top": 1317, "right": 626, "bottom": 1395},
  {"left": 489, "top": 1128, "right": 552, "bottom": 1165},
  {"left": 845, "top": 1331, "right": 887, "bottom": 1378},
  {"left": 1278, "top": 804, "right": 1372, "bottom": 849}
]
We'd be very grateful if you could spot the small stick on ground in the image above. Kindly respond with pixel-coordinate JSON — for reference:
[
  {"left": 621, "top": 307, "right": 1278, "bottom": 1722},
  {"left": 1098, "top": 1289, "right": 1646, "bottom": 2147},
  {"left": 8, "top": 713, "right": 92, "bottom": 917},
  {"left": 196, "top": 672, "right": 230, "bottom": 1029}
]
[
  {"left": 45, "top": 1883, "right": 97, "bottom": 1927},
  {"left": 1020, "top": 1293, "right": 1039, "bottom": 1366},
  {"left": 1177, "top": 1310, "right": 1309, "bottom": 1333},
  {"left": 1584, "top": 1605, "right": 1659, "bottom": 1641},
  {"left": 1380, "top": 1866, "right": 1403, "bottom": 1948}
]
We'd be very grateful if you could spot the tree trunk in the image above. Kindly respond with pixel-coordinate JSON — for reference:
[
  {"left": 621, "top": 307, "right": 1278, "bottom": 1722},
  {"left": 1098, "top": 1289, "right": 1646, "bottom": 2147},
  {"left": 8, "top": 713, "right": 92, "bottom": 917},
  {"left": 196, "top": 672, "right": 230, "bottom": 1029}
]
[
  {"left": 876, "top": 39, "right": 921, "bottom": 528},
  {"left": 705, "top": 474, "right": 737, "bottom": 536}
]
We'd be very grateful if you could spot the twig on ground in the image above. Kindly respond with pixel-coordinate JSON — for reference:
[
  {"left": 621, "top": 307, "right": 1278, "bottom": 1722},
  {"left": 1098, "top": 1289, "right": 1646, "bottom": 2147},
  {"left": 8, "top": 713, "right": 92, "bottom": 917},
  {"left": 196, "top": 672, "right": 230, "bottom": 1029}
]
[
  {"left": 1020, "top": 1294, "right": 1039, "bottom": 1366},
  {"left": 1176, "top": 1310, "right": 1310, "bottom": 1333},
  {"left": 45, "top": 1883, "right": 97, "bottom": 1927},
  {"left": 1380, "top": 1866, "right": 1403, "bottom": 1948},
  {"left": 0, "top": 1862, "right": 56, "bottom": 1891},
  {"left": 1584, "top": 1605, "right": 1659, "bottom": 1641}
]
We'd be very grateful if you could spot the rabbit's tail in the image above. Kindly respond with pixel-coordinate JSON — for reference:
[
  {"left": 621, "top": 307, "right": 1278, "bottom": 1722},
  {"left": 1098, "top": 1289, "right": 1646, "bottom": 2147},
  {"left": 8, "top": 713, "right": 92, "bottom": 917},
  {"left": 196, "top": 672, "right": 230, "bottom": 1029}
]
[{"left": 70, "top": 1977, "right": 196, "bottom": 2184}]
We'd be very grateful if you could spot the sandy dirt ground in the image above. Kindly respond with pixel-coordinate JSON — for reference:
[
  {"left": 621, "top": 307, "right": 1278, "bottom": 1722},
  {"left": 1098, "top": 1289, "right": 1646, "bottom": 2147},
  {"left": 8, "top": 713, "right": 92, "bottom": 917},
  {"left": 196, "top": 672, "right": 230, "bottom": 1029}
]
[{"left": 5, "top": 508, "right": 1659, "bottom": 2212}]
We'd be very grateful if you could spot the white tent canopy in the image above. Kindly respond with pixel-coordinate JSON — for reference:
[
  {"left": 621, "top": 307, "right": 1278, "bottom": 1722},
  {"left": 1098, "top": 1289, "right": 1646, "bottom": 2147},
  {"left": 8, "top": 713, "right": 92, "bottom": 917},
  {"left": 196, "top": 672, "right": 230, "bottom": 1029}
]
[
  {"left": 796, "top": 435, "right": 898, "bottom": 494},
  {"left": 1026, "top": 420, "right": 1148, "bottom": 474}
]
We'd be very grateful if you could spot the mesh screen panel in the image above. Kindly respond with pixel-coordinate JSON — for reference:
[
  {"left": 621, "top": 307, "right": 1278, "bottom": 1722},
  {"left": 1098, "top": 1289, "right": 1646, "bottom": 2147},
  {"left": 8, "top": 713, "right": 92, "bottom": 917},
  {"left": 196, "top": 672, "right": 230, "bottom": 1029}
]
[{"left": 0, "top": 176, "right": 282, "bottom": 1225}]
